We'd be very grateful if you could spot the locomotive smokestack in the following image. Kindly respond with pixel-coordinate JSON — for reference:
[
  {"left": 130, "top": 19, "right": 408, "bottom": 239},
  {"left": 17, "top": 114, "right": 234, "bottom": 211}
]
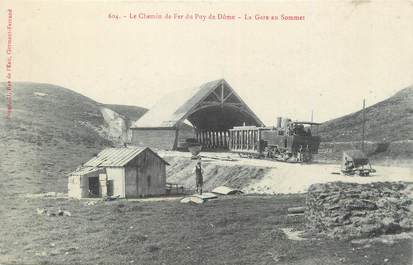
[
  {"left": 276, "top": 117, "right": 282, "bottom": 128},
  {"left": 281, "top": 118, "right": 291, "bottom": 129}
]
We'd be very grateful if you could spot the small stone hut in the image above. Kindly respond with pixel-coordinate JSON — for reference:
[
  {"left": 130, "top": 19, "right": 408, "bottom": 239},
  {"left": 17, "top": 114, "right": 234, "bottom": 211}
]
[{"left": 68, "top": 147, "right": 169, "bottom": 199}]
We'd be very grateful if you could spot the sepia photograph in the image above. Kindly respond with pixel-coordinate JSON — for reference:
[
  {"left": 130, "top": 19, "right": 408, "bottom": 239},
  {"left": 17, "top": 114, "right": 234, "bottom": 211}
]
[{"left": 0, "top": 1, "right": 412, "bottom": 264}]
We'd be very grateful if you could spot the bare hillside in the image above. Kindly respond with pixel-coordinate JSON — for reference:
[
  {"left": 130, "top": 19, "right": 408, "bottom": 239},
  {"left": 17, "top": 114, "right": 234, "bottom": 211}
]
[
  {"left": 0, "top": 82, "right": 146, "bottom": 195},
  {"left": 318, "top": 86, "right": 413, "bottom": 142},
  {"left": 1, "top": 82, "right": 410, "bottom": 195},
  {"left": 317, "top": 86, "right": 413, "bottom": 162}
]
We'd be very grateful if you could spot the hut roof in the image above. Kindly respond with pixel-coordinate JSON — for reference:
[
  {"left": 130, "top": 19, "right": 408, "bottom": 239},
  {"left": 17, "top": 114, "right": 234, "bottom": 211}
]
[
  {"left": 69, "top": 166, "right": 105, "bottom": 176},
  {"left": 83, "top": 147, "right": 169, "bottom": 168},
  {"left": 131, "top": 79, "right": 264, "bottom": 130}
]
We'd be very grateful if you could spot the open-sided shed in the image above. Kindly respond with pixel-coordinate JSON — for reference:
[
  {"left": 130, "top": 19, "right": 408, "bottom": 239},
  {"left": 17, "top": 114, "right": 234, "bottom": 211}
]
[
  {"left": 130, "top": 79, "right": 264, "bottom": 150},
  {"left": 68, "top": 147, "right": 169, "bottom": 199}
]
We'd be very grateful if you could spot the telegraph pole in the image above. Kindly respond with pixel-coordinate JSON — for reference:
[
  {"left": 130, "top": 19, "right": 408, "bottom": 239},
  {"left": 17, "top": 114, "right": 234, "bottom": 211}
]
[
  {"left": 310, "top": 110, "right": 314, "bottom": 133},
  {"left": 361, "top": 99, "right": 366, "bottom": 153}
]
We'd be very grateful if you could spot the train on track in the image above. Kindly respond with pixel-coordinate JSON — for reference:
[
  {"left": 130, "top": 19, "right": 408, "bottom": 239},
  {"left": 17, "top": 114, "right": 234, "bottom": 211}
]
[{"left": 228, "top": 118, "right": 321, "bottom": 163}]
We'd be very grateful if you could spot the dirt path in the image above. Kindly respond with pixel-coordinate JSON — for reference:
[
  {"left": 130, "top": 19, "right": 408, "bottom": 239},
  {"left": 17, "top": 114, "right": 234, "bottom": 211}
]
[
  {"left": 160, "top": 150, "right": 412, "bottom": 194},
  {"left": 246, "top": 162, "right": 412, "bottom": 194}
]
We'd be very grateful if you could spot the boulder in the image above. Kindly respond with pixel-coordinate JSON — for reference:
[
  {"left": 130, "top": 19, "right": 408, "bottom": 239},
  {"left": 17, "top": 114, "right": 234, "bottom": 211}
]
[
  {"left": 180, "top": 196, "right": 205, "bottom": 204},
  {"left": 212, "top": 186, "right": 242, "bottom": 195}
]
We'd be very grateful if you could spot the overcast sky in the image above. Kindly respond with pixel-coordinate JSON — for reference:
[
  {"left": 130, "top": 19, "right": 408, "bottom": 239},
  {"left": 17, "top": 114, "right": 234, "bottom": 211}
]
[{"left": 1, "top": 0, "right": 412, "bottom": 124}]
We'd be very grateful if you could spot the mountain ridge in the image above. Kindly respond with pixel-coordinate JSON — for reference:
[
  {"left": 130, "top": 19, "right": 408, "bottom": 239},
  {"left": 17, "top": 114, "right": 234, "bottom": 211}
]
[
  {"left": 318, "top": 85, "right": 413, "bottom": 142},
  {"left": 0, "top": 82, "right": 411, "bottom": 194}
]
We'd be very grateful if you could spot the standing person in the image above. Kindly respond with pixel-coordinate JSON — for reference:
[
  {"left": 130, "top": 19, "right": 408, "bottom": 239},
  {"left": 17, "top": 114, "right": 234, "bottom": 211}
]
[
  {"left": 193, "top": 158, "right": 204, "bottom": 195},
  {"left": 298, "top": 145, "right": 303, "bottom": 162}
]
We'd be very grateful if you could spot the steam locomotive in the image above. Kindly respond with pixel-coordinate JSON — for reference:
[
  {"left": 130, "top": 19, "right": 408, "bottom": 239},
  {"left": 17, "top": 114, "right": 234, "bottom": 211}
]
[{"left": 228, "top": 118, "right": 321, "bottom": 162}]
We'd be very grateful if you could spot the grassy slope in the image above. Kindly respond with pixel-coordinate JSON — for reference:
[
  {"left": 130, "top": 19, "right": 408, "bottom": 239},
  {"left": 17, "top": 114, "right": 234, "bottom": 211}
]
[
  {"left": 318, "top": 86, "right": 413, "bottom": 142},
  {"left": 316, "top": 86, "right": 413, "bottom": 162},
  {"left": 0, "top": 82, "right": 145, "bottom": 195},
  {"left": 1, "top": 195, "right": 411, "bottom": 265},
  {"left": 0, "top": 82, "right": 269, "bottom": 195},
  {"left": 0, "top": 83, "right": 411, "bottom": 264}
]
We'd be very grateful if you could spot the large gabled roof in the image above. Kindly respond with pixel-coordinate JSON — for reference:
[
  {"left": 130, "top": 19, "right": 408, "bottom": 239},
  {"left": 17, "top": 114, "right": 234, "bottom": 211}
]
[{"left": 131, "top": 79, "right": 263, "bottom": 129}]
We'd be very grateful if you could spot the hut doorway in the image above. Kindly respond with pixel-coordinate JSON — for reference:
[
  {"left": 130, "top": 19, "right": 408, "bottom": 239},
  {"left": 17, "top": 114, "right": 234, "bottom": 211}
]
[
  {"left": 88, "top": 176, "right": 100, "bottom": 197},
  {"left": 107, "top": 180, "right": 114, "bottom": 196}
]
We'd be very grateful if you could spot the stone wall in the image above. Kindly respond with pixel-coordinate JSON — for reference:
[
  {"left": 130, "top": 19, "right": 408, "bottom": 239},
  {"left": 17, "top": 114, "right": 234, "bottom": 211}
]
[{"left": 306, "top": 182, "right": 413, "bottom": 240}]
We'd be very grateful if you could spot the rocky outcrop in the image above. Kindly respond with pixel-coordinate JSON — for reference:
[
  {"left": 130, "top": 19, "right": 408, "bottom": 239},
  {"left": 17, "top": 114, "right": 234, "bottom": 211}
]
[
  {"left": 99, "top": 107, "right": 129, "bottom": 144},
  {"left": 306, "top": 182, "right": 413, "bottom": 240}
]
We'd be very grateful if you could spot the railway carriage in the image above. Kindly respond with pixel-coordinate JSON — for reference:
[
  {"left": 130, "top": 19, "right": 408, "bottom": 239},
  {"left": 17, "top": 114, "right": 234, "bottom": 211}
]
[{"left": 229, "top": 120, "right": 321, "bottom": 162}]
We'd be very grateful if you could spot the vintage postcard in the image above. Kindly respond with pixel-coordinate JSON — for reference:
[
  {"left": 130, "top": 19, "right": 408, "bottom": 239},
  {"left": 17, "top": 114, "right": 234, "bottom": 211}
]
[{"left": 0, "top": 0, "right": 412, "bottom": 264}]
